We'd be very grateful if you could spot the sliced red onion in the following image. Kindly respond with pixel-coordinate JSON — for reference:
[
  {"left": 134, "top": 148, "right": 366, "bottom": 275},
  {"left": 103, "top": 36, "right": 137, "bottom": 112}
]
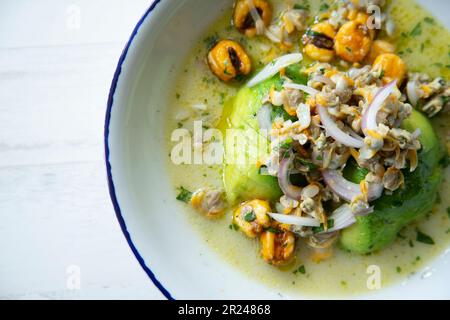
[
  {"left": 412, "top": 128, "right": 422, "bottom": 139},
  {"left": 283, "top": 83, "right": 319, "bottom": 96},
  {"left": 317, "top": 105, "right": 365, "bottom": 148},
  {"left": 268, "top": 213, "right": 320, "bottom": 227},
  {"left": 320, "top": 204, "right": 356, "bottom": 233},
  {"left": 353, "top": 206, "right": 374, "bottom": 217},
  {"left": 278, "top": 155, "right": 302, "bottom": 200},
  {"left": 247, "top": 53, "right": 303, "bottom": 88},
  {"left": 311, "top": 75, "right": 335, "bottom": 87},
  {"left": 257, "top": 104, "right": 272, "bottom": 133},
  {"left": 247, "top": 0, "right": 265, "bottom": 35},
  {"left": 322, "top": 169, "right": 383, "bottom": 202},
  {"left": 361, "top": 80, "right": 397, "bottom": 133},
  {"left": 406, "top": 80, "right": 421, "bottom": 107}
]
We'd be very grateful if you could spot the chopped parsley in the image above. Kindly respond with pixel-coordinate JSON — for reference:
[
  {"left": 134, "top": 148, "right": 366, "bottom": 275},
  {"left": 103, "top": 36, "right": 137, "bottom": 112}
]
[
  {"left": 305, "top": 28, "right": 326, "bottom": 38},
  {"left": 265, "top": 226, "right": 282, "bottom": 234},
  {"left": 293, "top": 265, "right": 306, "bottom": 274},
  {"left": 424, "top": 17, "right": 435, "bottom": 24},
  {"left": 312, "top": 219, "right": 334, "bottom": 233},
  {"left": 244, "top": 211, "right": 256, "bottom": 222},
  {"left": 447, "top": 207, "right": 450, "bottom": 219},
  {"left": 203, "top": 34, "right": 219, "bottom": 50},
  {"left": 176, "top": 186, "right": 192, "bottom": 203},
  {"left": 396, "top": 266, "right": 402, "bottom": 273},
  {"left": 410, "top": 22, "right": 422, "bottom": 37},
  {"left": 229, "top": 223, "right": 240, "bottom": 231},
  {"left": 416, "top": 230, "right": 435, "bottom": 245},
  {"left": 319, "top": 3, "right": 330, "bottom": 12},
  {"left": 294, "top": 3, "right": 310, "bottom": 11}
]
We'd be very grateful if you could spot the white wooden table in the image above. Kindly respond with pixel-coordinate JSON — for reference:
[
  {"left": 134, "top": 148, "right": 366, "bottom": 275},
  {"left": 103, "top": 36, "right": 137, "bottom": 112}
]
[{"left": 0, "top": 0, "right": 164, "bottom": 299}]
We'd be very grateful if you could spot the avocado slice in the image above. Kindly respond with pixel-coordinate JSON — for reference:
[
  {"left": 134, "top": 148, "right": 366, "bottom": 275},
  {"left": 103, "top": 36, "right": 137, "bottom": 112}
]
[
  {"left": 219, "top": 75, "right": 286, "bottom": 204},
  {"left": 339, "top": 110, "right": 443, "bottom": 254}
]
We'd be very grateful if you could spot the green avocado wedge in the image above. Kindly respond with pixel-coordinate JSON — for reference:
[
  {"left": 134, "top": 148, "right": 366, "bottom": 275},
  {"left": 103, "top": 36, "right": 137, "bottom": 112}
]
[
  {"left": 339, "top": 110, "right": 443, "bottom": 254},
  {"left": 219, "top": 66, "right": 308, "bottom": 204},
  {"left": 219, "top": 76, "right": 283, "bottom": 204}
]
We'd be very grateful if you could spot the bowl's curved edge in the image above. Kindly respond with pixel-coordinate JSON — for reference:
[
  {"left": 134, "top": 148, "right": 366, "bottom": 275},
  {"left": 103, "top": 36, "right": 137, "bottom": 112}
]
[{"left": 103, "top": 0, "right": 174, "bottom": 300}]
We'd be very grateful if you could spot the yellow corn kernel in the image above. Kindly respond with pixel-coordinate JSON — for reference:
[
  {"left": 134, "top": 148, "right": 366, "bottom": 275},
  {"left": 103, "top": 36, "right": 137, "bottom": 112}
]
[
  {"left": 233, "top": 0, "right": 272, "bottom": 37},
  {"left": 207, "top": 40, "right": 252, "bottom": 82},
  {"left": 260, "top": 227, "right": 295, "bottom": 266},
  {"left": 373, "top": 53, "right": 407, "bottom": 85},
  {"left": 233, "top": 199, "right": 271, "bottom": 238},
  {"left": 367, "top": 40, "right": 395, "bottom": 63},
  {"left": 335, "top": 20, "right": 373, "bottom": 63}
]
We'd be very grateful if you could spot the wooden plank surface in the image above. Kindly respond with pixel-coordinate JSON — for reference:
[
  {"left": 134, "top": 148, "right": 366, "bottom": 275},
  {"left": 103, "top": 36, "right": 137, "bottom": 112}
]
[{"left": 0, "top": 0, "right": 164, "bottom": 299}]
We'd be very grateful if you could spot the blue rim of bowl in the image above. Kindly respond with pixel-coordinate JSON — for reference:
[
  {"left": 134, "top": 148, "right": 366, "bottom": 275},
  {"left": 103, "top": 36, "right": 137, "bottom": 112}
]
[{"left": 104, "top": 0, "right": 174, "bottom": 300}]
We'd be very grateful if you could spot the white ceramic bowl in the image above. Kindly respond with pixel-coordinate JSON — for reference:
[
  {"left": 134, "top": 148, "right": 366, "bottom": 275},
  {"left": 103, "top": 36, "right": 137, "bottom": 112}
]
[{"left": 105, "top": 0, "right": 450, "bottom": 299}]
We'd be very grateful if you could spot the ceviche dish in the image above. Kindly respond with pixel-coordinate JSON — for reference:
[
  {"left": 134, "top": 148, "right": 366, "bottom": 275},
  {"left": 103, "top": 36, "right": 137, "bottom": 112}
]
[{"left": 167, "top": 0, "right": 450, "bottom": 296}]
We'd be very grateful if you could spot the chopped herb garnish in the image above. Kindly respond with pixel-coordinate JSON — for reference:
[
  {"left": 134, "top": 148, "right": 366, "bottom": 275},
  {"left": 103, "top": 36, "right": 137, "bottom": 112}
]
[
  {"left": 219, "top": 92, "right": 226, "bottom": 104},
  {"left": 319, "top": 3, "right": 330, "bottom": 12},
  {"left": 305, "top": 28, "right": 326, "bottom": 38},
  {"left": 424, "top": 17, "right": 435, "bottom": 24},
  {"left": 416, "top": 230, "right": 435, "bottom": 245},
  {"left": 396, "top": 266, "right": 402, "bottom": 273},
  {"left": 312, "top": 219, "right": 334, "bottom": 233},
  {"left": 447, "top": 207, "right": 450, "bottom": 218},
  {"left": 410, "top": 23, "right": 422, "bottom": 37},
  {"left": 270, "top": 105, "right": 296, "bottom": 121},
  {"left": 379, "top": 69, "right": 385, "bottom": 79},
  {"left": 293, "top": 265, "right": 306, "bottom": 274},
  {"left": 176, "top": 186, "right": 192, "bottom": 203},
  {"left": 203, "top": 34, "right": 219, "bottom": 50},
  {"left": 176, "top": 93, "right": 181, "bottom": 99},
  {"left": 244, "top": 211, "right": 256, "bottom": 222},
  {"left": 278, "top": 137, "right": 294, "bottom": 150},
  {"left": 265, "top": 226, "right": 282, "bottom": 234},
  {"left": 439, "top": 154, "right": 450, "bottom": 168},
  {"left": 294, "top": 3, "right": 309, "bottom": 11}
]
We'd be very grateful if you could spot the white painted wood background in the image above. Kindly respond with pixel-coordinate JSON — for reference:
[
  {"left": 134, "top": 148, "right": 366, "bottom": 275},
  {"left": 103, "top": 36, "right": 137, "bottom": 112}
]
[{"left": 0, "top": 0, "right": 164, "bottom": 299}]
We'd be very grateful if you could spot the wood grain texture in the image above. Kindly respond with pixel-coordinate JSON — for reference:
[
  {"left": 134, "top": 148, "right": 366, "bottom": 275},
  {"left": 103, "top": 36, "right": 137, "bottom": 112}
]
[{"left": 0, "top": 0, "right": 164, "bottom": 299}]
